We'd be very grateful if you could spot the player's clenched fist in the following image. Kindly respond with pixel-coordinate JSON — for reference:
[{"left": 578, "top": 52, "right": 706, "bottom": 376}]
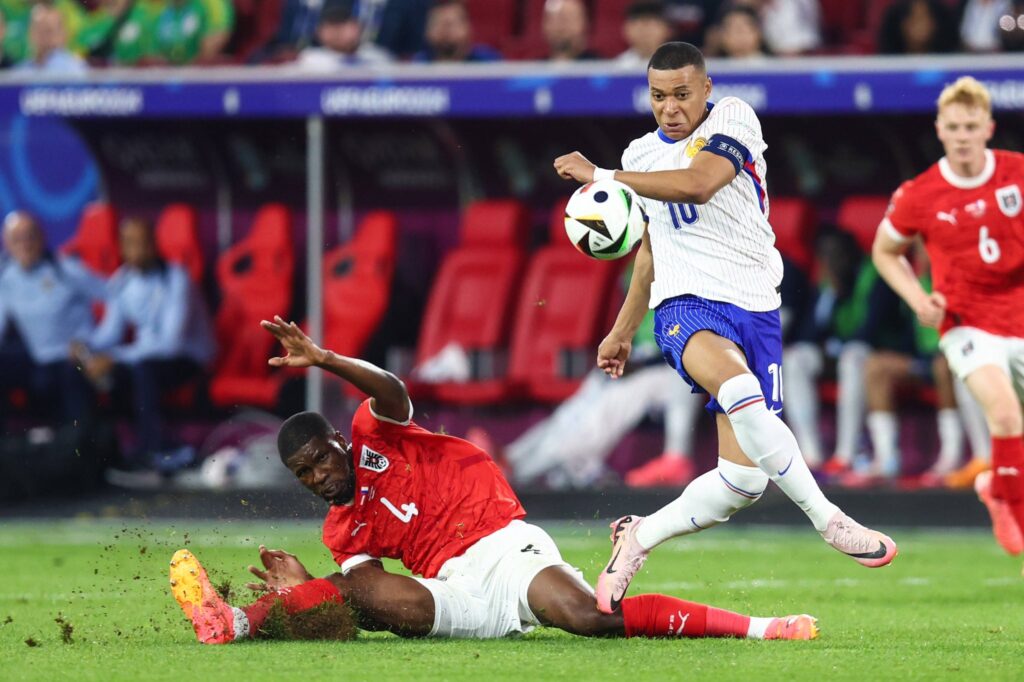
[
  {"left": 554, "top": 151, "right": 597, "bottom": 183},
  {"left": 912, "top": 291, "right": 947, "bottom": 329}
]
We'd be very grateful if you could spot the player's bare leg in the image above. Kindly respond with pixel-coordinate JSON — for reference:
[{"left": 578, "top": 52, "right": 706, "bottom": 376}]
[
  {"left": 529, "top": 566, "right": 817, "bottom": 640},
  {"left": 964, "top": 365, "right": 1024, "bottom": 536}
]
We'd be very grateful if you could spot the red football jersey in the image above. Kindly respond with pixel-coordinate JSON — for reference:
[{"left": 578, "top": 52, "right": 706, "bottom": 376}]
[
  {"left": 885, "top": 149, "right": 1024, "bottom": 337},
  {"left": 321, "top": 400, "right": 526, "bottom": 578}
]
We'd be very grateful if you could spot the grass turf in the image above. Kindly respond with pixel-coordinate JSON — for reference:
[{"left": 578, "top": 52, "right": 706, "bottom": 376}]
[{"left": 0, "top": 519, "right": 1022, "bottom": 681}]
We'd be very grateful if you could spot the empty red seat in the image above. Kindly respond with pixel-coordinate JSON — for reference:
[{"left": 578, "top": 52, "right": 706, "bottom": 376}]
[
  {"left": 837, "top": 195, "right": 889, "bottom": 255},
  {"left": 232, "top": 0, "right": 285, "bottom": 63},
  {"left": 591, "top": 0, "right": 631, "bottom": 57},
  {"left": 155, "top": 203, "right": 204, "bottom": 284},
  {"left": 209, "top": 204, "right": 294, "bottom": 409},
  {"left": 413, "top": 199, "right": 529, "bottom": 405},
  {"left": 60, "top": 202, "right": 120, "bottom": 276},
  {"left": 770, "top": 197, "right": 817, "bottom": 273},
  {"left": 506, "top": 197, "right": 617, "bottom": 402},
  {"left": 322, "top": 211, "right": 398, "bottom": 359}
]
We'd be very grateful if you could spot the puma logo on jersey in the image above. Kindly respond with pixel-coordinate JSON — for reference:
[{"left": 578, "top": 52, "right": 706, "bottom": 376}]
[
  {"left": 936, "top": 211, "right": 957, "bottom": 225},
  {"left": 359, "top": 445, "right": 390, "bottom": 472},
  {"left": 667, "top": 323, "right": 681, "bottom": 336},
  {"left": 350, "top": 521, "right": 368, "bottom": 537}
]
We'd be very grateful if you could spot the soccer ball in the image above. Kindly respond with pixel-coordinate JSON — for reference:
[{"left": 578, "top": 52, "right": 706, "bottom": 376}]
[{"left": 563, "top": 179, "right": 646, "bottom": 260}]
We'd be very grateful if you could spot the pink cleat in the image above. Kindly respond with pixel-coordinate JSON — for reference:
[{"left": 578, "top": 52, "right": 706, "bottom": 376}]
[
  {"left": 765, "top": 614, "right": 819, "bottom": 640},
  {"left": 819, "top": 511, "right": 898, "bottom": 567},
  {"left": 169, "top": 549, "right": 239, "bottom": 644},
  {"left": 625, "top": 454, "right": 694, "bottom": 488},
  {"left": 595, "top": 515, "right": 649, "bottom": 614},
  {"left": 975, "top": 470, "right": 1024, "bottom": 555}
]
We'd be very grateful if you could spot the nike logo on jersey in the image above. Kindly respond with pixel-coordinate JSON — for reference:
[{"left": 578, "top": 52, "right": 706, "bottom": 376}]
[
  {"left": 996, "top": 467, "right": 1020, "bottom": 477},
  {"left": 381, "top": 497, "right": 419, "bottom": 523}
]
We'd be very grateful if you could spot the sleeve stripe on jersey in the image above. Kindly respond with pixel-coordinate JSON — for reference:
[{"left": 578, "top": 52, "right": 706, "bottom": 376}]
[
  {"left": 880, "top": 217, "right": 912, "bottom": 244},
  {"left": 743, "top": 161, "right": 766, "bottom": 214},
  {"left": 704, "top": 133, "right": 751, "bottom": 175},
  {"left": 340, "top": 553, "right": 377, "bottom": 574},
  {"left": 368, "top": 398, "right": 414, "bottom": 425}
]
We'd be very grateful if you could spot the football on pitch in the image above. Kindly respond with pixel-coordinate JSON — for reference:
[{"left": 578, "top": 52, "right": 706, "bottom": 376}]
[{"left": 563, "top": 179, "right": 646, "bottom": 260}]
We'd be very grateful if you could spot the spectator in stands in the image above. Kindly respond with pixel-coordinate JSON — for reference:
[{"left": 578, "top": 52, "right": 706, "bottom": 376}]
[
  {"left": 616, "top": 1, "right": 675, "bottom": 68},
  {"left": 711, "top": 3, "right": 769, "bottom": 58},
  {"left": 542, "top": 0, "right": 599, "bottom": 61},
  {"left": 76, "top": 0, "right": 161, "bottom": 65},
  {"left": 711, "top": 0, "right": 818, "bottom": 55},
  {"left": 296, "top": 2, "right": 392, "bottom": 69},
  {"left": 14, "top": 3, "right": 87, "bottom": 75},
  {"left": 412, "top": 0, "right": 500, "bottom": 63},
  {"left": 663, "top": 0, "right": 724, "bottom": 47},
  {"left": 0, "top": 12, "right": 13, "bottom": 68},
  {"left": 959, "top": 0, "right": 1012, "bottom": 52},
  {"left": 152, "top": 0, "right": 234, "bottom": 65},
  {"left": 0, "top": 211, "right": 104, "bottom": 433},
  {"left": 360, "top": 0, "right": 432, "bottom": 58},
  {"left": 997, "top": 0, "right": 1024, "bottom": 51},
  {"left": 878, "top": 0, "right": 958, "bottom": 54},
  {"left": 249, "top": 0, "right": 327, "bottom": 63},
  {"left": 71, "top": 217, "right": 215, "bottom": 472},
  {"left": 197, "top": 0, "right": 235, "bottom": 61}
]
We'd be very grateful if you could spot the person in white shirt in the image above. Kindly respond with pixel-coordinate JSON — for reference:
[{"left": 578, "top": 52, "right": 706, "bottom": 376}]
[
  {"left": 296, "top": 2, "right": 392, "bottom": 71},
  {"left": 553, "top": 41, "right": 898, "bottom": 615},
  {"left": 14, "top": 4, "right": 87, "bottom": 76},
  {"left": 616, "top": 1, "right": 676, "bottom": 69}
]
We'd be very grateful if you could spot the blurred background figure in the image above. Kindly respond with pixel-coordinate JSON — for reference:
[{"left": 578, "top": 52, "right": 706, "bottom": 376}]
[
  {"left": 0, "top": 12, "right": 13, "bottom": 68},
  {"left": 76, "top": 0, "right": 160, "bottom": 66},
  {"left": 997, "top": 0, "right": 1024, "bottom": 51},
  {"left": 250, "top": 0, "right": 326, "bottom": 63},
  {"left": 412, "top": 0, "right": 500, "bottom": 63},
  {"left": 0, "top": 211, "right": 104, "bottom": 434},
  {"left": 616, "top": 1, "right": 675, "bottom": 67},
  {"left": 959, "top": 0, "right": 1013, "bottom": 52},
  {"left": 296, "top": 2, "right": 392, "bottom": 69},
  {"left": 878, "top": 0, "right": 958, "bottom": 54},
  {"left": 710, "top": 3, "right": 768, "bottom": 58},
  {"left": 663, "top": 0, "right": 723, "bottom": 46},
  {"left": 71, "top": 217, "right": 215, "bottom": 475},
  {"left": 14, "top": 2, "right": 86, "bottom": 75},
  {"left": 151, "top": 0, "right": 235, "bottom": 65},
  {"left": 542, "top": 0, "right": 599, "bottom": 61},
  {"left": 757, "top": 0, "right": 821, "bottom": 55}
]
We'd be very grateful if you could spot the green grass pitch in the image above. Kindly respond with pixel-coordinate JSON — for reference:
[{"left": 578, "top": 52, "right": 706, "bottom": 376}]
[{"left": 1, "top": 519, "right": 1022, "bottom": 681}]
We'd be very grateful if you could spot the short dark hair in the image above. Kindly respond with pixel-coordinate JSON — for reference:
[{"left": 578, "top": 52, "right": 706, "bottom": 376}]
[
  {"left": 647, "top": 41, "right": 705, "bottom": 73},
  {"left": 277, "top": 411, "right": 334, "bottom": 463},
  {"left": 320, "top": 2, "right": 355, "bottom": 25},
  {"left": 626, "top": 1, "right": 668, "bottom": 21}
]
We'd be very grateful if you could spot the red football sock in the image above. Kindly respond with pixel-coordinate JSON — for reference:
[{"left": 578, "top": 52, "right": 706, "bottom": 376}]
[
  {"left": 242, "top": 578, "right": 343, "bottom": 634},
  {"left": 991, "top": 436, "right": 1024, "bottom": 502},
  {"left": 621, "top": 594, "right": 751, "bottom": 638}
]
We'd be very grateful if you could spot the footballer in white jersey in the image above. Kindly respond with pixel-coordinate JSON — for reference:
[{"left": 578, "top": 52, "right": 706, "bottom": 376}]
[{"left": 554, "top": 41, "right": 897, "bottom": 615}]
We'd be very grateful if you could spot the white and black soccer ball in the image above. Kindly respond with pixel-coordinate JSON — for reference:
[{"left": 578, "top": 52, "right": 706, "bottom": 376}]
[{"left": 564, "top": 179, "right": 646, "bottom": 260}]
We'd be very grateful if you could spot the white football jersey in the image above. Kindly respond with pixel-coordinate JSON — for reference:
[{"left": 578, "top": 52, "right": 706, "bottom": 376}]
[{"left": 622, "top": 96, "right": 782, "bottom": 312}]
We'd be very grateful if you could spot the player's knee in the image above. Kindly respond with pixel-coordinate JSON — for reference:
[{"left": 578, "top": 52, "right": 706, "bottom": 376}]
[{"left": 987, "top": 404, "right": 1023, "bottom": 437}]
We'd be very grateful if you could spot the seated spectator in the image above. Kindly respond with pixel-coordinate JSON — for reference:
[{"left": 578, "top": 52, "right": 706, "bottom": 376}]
[
  {"left": 14, "top": 3, "right": 87, "bottom": 75},
  {"left": 151, "top": 0, "right": 223, "bottom": 65},
  {"left": 664, "top": 0, "right": 724, "bottom": 47},
  {"left": 467, "top": 307, "right": 702, "bottom": 490},
  {"left": 711, "top": 3, "right": 768, "bottom": 58},
  {"left": 296, "top": 2, "right": 392, "bottom": 70},
  {"left": 878, "top": 0, "right": 958, "bottom": 54},
  {"left": 71, "top": 217, "right": 215, "bottom": 472},
  {"left": 362, "top": 0, "right": 432, "bottom": 58},
  {"left": 0, "top": 12, "right": 13, "bottom": 68},
  {"left": 198, "top": 0, "right": 235, "bottom": 61},
  {"left": 0, "top": 211, "right": 104, "bottom": 433},
  {"left": 76, "top": 0, "right": 161, "bottom": 65},
  {"left": 412, "top": 0, "right": 500, "bottom": 63},
  {"left": 960, "top": 0, "right": 1012, "bottom": 52},
  {"left": 757, "top": 0, "right": 820, "bottom": 55},
  {"left": 542, "top": 0, "right": 599, "bottom": 61},
  {"left": 616, "top": 1, "right": 675, "bottom": 68},
  {"left": 250, "top": 0, "right": 331, "bottom": 63}
]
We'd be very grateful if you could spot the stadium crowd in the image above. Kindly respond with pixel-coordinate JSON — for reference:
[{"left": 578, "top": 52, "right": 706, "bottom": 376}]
[{"left": 0, "top": 0, "right": 1023, "bottom": 74}]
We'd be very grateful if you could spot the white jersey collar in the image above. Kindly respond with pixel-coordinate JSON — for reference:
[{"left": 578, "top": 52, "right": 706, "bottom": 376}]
[{"left": 938, "top": 149, "right": 994, "bottom": 189}]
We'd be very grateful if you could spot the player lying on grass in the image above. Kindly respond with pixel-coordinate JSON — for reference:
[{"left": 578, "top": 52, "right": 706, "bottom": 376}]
[{"left": 169, "top": 316, "right": 818, "bottom": 643}]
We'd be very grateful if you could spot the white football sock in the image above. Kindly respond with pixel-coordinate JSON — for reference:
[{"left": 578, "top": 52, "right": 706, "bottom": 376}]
[
  {"left": 866, "top": 411, "right": 899, "bottom": 474},
  {"left": 746, "top": 616, "right": 773, "bottom": 639},
  {"left": 935, "top": 407, "right": 964, "bottom": 470},
  {"left": 782, "top": 343, "right": 824, "bottom": 466},
  {"left": 718, "top": 373, "right": 839, "bottom": 532},
  {"left": 834, "top": 342, "right": 869, "bottom": 462},
  {"left": 635, "top": 457, "right": 768, "bottom": 549}
]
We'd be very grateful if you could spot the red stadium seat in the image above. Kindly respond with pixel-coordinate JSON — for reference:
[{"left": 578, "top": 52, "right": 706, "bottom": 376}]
[
  {"left": 322, "top": 211, "right": 398, "bottom": 360},
  {"left": 209, "top": 204, "right": 294, "bottom": 409},
  {"left": 232, "top": 0, "right": 285, "bottom": 63},
  {"left": 591, "top": 0, "right": 631, "bottom": 58},
  {"left": 412, "top": 199, "right": 529, "bottom": 404},
  {"left": 506, "top": 197, "right": 617, "bottom": 403},
  {"left": 465, "top": 0, "right": 516, "bottom": 53},
  {"left": 155, "top": 203, "right": 204, "bottom": 284},
  {"left": 769, "top": 197, "right": 817, "bottom": 273},
  {"left": 60, "top": 202, "right": 120, "bottom": 276},
  {"left": 837, "top": 195, "right": 890, "bottom": 255}
]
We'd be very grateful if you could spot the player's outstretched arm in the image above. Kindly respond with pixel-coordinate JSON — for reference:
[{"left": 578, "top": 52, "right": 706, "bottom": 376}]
[
  {"left": 871, "top": 229, "right": 946, "bottom": 329},
  {"left": 598, "top": 231, "right": 654, "bottom": 378},
  {"left": 260, "top": 316, "right": 411, "bottom": 421},
  {"left": 614, "top": 151, "right": 736, "bottom": 204}
]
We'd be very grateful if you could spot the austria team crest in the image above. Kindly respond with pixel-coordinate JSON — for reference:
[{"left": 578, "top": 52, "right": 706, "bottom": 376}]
[
  {"left": 996, "top": 184, "right": 1022, "bottom": 218},
  {"left": 359, "top": 445, "right": 390, "bottom": 472}
]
